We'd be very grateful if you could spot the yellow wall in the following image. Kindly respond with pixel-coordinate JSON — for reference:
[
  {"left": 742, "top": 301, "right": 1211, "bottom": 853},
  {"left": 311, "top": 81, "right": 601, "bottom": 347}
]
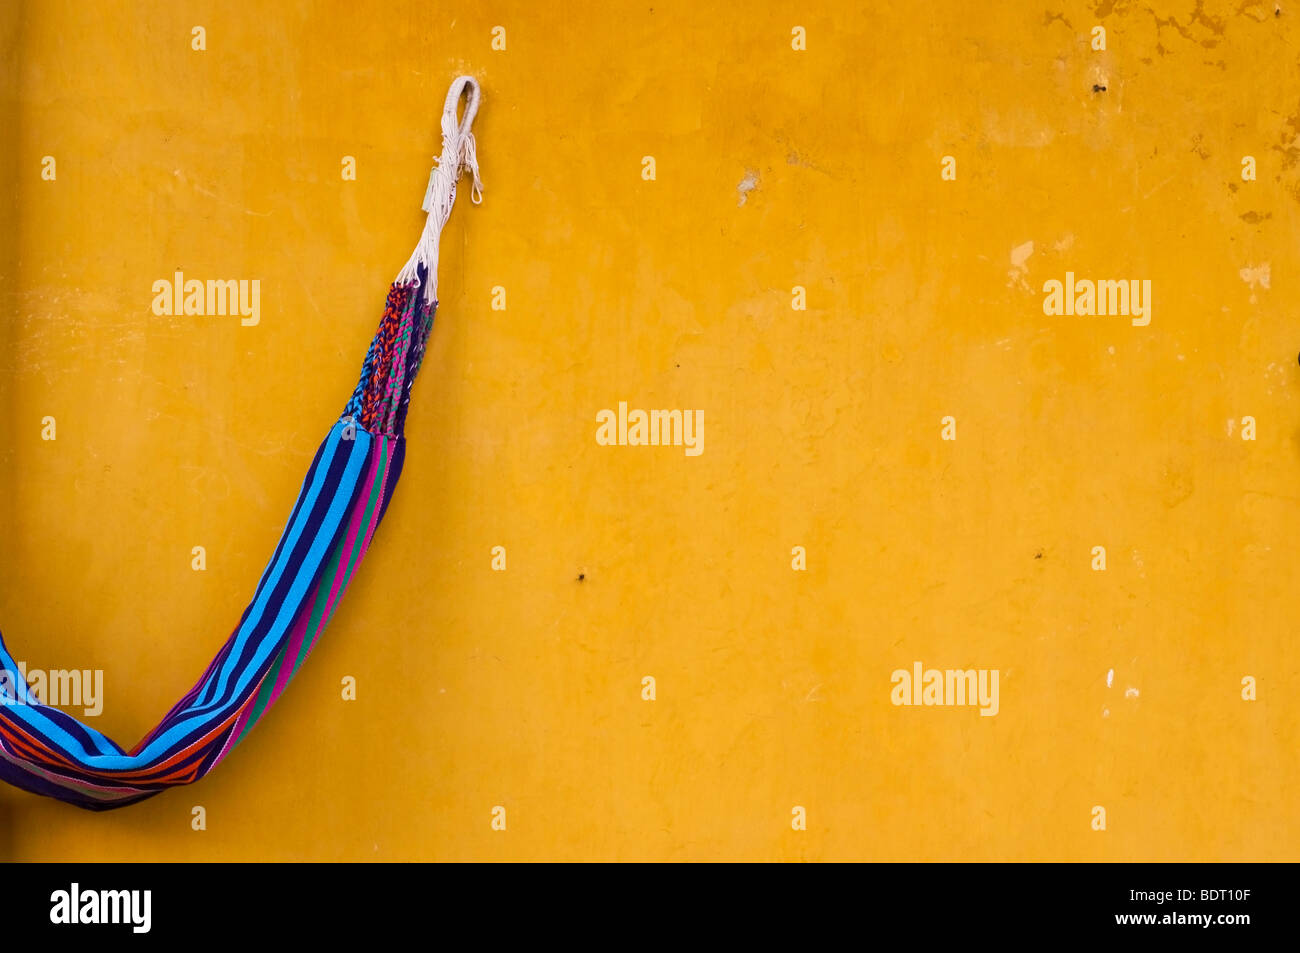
[{"left": 1, "top": 0, "right": 1297, "bottom": 860}]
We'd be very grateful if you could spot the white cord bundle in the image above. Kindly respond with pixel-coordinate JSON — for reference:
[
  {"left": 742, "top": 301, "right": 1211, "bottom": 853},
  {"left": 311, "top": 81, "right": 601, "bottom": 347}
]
[{"left": 397, "top": 75, "right": 484, "bottom": 302}]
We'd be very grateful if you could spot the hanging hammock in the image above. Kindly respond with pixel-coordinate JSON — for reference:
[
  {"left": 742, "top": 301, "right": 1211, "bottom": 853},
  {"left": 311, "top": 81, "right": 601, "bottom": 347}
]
[{"left": 0, "top": 75, "right": 485, "bottom": 811}]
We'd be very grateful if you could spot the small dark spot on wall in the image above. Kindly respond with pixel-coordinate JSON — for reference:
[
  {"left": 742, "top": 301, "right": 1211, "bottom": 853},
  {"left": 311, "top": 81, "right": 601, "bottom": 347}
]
[
  {"left": 577, "top": 573, "right": 585, "bottom": 582},
  {"left": 1034, "top": 549, "right": 1044, "bottom": 560},
  {"left": 1092, "top": 84, "right": 1107, "bottom": 92}
]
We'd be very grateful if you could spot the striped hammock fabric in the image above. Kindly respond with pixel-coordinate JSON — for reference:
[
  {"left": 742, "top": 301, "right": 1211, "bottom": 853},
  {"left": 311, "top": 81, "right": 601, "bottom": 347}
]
[{"left": 0, "top": 76, "right": 484, "bottom": 811}]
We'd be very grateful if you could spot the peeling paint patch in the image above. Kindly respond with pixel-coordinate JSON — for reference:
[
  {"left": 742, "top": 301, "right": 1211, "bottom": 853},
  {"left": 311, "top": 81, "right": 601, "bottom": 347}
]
[
  {"left": 1265, "top": 360, "right": 1289, "bottom": 395},
  {"left": 736, "top": 169, "right": 759, "bottom": 207},
  {"left": 1239, "top": 262, "right": 1271, "bottom": 302},
  {"left": 1007, "top": 240, "right": 1034, "bottom": 290}
]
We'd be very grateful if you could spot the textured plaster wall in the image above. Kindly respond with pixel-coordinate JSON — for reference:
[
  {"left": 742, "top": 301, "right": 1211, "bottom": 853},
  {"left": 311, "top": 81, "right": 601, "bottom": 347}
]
[{"left": 0, "top": 0, "right": 1296, "bottom": 860}]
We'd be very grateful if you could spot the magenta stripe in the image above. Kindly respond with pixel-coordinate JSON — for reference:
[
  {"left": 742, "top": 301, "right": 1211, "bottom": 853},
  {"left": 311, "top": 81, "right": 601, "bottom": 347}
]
[
  {"left": 263, "top": 591, "right": 316, "bottom": 711},
  {"left": 347, "top": 438, "right": 396, "bottom": 584},
  {"left": 321, "top": 436, "right": 390, "bottom": 624}
]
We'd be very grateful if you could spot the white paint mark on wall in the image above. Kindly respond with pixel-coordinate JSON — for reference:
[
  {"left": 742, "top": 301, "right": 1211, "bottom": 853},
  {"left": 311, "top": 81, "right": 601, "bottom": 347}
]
[
  {"left": 1239, "top": 262, "right": 1270, "bottom": 303},
  {"left": 736, "top": 169, "right": 759, "bottom": 207},
  {"left": 1125, "top": 686, "right": 1140, "bottom": 698},
  {"left": 1007, "top": 240, "right": 1034, "bottom": 290},
  {"left": 1106, "top": 668, "right": 1114, "bottom": 688},
  {"left": 1265, "top": 360, "right": 1288, "bottom": 395}
]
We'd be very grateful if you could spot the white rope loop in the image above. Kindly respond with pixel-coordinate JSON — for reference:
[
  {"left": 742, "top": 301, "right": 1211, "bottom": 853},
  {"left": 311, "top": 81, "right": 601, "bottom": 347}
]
[{"left": 397, "top": 75, "right": 484, "bottom": 301}]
